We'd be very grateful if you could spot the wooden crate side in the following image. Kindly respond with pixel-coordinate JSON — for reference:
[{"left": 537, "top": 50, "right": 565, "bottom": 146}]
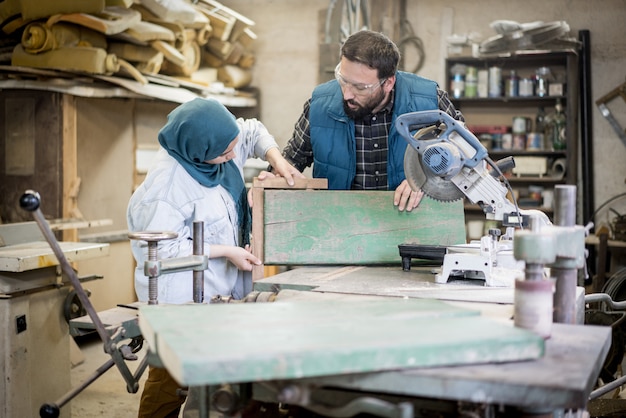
[{"left": 262, "top": 190, "right": 465, "bottom": 265}]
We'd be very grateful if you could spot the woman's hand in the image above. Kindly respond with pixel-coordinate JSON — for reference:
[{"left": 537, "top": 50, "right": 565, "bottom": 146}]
[{"left": 211, "top": 244, "right": 261, "bottom": 271}]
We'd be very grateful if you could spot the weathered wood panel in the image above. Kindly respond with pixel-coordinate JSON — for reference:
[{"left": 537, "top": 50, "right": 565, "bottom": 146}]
[
  {"left": 262, "top": 190, "right": 465, "bottom": 265},
  {"left": 138, "top": 297, "right": 544, "bottom": 386}
]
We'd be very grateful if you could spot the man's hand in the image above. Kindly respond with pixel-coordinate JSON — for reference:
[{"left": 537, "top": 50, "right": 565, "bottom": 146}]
[
  {"left": 394, "top": 179, "right": 424, "bottom": 212},
  {"left": 249, "top": 148, "right": 307, "bottom": 208},
  {"left": 264, "top": 148, "right": 306, "bottom": 186}
]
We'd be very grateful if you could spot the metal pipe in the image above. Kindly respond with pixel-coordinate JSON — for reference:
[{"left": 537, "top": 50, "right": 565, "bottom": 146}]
[
  {"left": 585, "top": 292, "right": 626, "bottom": 309},
  {"left": 554, "top": 185, "right": 577, "bottom": 227},
  {"left": 590, "top": 372, "right": 626, "bottom": 400},
  {"left": 579, "top": 30, "right": 594, "bottom": 227},
  {"left": 193, "top": 221, "right": 204, "bottom": 303},
  {"left": 40, "top": 358, "right": 116, "bottom": 417},
  {"left": 553, "top": 267, "right": 578, "bottom": 324},
  {"left": 552, "top": 185, "right": 578, "bottom": 324},
  {"left": 147, "top": 241, "right": 159, "bottom": 305}
]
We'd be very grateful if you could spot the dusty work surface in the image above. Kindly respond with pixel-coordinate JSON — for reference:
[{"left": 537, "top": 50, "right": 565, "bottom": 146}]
[
  {"left": 139, "top": 297, "right": 544, "bottom": 387},
  {"left": 255, "top": 266, "right": 519, "bottom": 304}
]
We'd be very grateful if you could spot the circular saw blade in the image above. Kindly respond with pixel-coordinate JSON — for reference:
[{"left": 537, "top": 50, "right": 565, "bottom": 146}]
[{"left": 403, "top": 145, "right": 464, "bottom": 202}]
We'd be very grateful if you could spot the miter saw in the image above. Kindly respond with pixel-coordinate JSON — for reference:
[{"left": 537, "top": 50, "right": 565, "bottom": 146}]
[{"left": 395, "top": 110, "right": 551, "bottom": 286}]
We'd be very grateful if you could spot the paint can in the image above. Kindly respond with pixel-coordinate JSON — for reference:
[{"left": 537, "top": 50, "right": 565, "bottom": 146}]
[
  {"left": 512, "top": 116, "right": 531, "bottom": 134},
  {"left": 512, "top": 134, "right": 526, "bottom": 150},
  {"left": 488, "top": 66, "right": 502, "bottom": 97},
  {"left": 519, "top": 78, "right": 534, "bottom": 97},
  {"left": 505, "top": 70, "right": 519, "bottom": 97},
  {"left": 477, "top": 69, "right": 489, "bottom": 98},
  {"left": 526, "top": 132, "right": 544, "bottom": 150},
  {"left": 501, "top": 133, "right": 513, "bottom": 150}
]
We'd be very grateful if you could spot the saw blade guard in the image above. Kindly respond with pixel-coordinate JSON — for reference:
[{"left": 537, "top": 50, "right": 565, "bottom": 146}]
[{"left": 395, "top": 110, "right": 488, "bottom": 170}]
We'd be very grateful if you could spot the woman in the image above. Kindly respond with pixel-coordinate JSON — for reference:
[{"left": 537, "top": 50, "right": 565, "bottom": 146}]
[{"left": 127, "top": 97, "right": 303, "bottom": 417}]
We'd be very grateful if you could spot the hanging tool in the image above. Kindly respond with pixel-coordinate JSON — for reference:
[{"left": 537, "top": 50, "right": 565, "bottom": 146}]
[{"left": 596, "top": 79, "right": 626, "bottom": 148}]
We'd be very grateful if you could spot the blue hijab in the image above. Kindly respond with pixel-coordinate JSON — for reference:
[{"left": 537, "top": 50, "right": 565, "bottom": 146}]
[{"left": 158, "top": 98, "right": 251, "bottom": 245}]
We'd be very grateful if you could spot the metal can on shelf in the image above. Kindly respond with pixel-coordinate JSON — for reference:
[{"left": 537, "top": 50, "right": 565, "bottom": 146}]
[
  {"left": 526, "top": 133, "right": 544, "bottom": 150},
  {"left": 505, "top": 70, "right": 519, "bottom": 97},
  {"left": 488, "top": 66, "right": 502, "bottom": 97},
  {"left": 512, "top": 116, "right": 531, "bottom": 134},
  {"left": 465, "top": 66, "right": 477, "bottom": 98},
  {"left": 501, "top": 133, "right": 513, "bottom": 150},
  {"left": 519, "top": 78, "right": 534, "bottom": 97},
  {"left": 477, "top": 69, "right": 489, "bottom": 98},
  {"left": 512, "top": 134, "right": 526, "bottom": 150}
]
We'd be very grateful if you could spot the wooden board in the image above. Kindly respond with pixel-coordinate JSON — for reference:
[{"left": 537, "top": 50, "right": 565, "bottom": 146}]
[
  {"left": 138, "top": 298, "right": 544, "bottom": 386},
  {"left": 261, "top": 190, "right": 465, "bottom": 265},
  {"left": 0, "top": 241, "right": 109, "bottom": 272},
  {"left": 48, "top": 6, "right": 142, "bottom": 35}
]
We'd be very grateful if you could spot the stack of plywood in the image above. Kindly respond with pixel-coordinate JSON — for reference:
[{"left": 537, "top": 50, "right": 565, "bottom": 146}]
[{"left": 3, "top": 0, "right": 257, "bottom": 89}]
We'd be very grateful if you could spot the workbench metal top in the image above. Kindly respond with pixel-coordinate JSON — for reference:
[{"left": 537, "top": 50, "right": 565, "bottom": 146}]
[
  {"left": 262, "top": 322, "right": 610, "bottom": 411},
  {"left": 248, "top": 266, "right": 605, "bottom": 410},
  {"left": 255, "top": 265, "right": 518, "bottom": 304}
]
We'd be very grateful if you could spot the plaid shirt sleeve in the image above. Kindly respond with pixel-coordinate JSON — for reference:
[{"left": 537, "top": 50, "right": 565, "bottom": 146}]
[
  {"left": 438, "top": 87, "right": 465, "bottom": 122},
  {"left": 282, "top": 99, "right": 314, "bottom": 172}
]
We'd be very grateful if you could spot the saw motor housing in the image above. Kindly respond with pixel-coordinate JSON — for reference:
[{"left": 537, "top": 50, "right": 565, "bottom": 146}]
[{"left": 396, "top": 110, "right": 549, "bottom": 227}]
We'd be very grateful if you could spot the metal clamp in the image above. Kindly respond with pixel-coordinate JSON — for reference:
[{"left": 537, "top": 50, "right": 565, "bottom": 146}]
[{"left": 128, "top": 221, "right": 207, "bottom": 305}]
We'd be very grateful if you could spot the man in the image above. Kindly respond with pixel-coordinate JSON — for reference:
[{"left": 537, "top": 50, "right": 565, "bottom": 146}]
[{"left": 278, "top": 29, "right": 464, "bottom": 211}]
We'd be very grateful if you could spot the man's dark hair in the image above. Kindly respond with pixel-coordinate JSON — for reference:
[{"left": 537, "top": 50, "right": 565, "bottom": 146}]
[{"left": 340, "top": 30, "right": 400, "bottom": 79}]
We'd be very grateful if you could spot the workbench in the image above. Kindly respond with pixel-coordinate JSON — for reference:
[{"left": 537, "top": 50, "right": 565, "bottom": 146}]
[{"left": 137, "top": 265, "right": 609, "bottom": 417}]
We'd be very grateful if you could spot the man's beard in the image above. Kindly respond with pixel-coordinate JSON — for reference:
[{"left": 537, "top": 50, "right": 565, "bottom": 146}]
[{"left": 342, "top": 88, "right": 386, "bottom": 120}]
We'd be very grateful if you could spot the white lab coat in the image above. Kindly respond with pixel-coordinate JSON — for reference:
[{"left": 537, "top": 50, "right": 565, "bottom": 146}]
[{"left": 127, "top": 118, "right": 278, "bottom": 304}]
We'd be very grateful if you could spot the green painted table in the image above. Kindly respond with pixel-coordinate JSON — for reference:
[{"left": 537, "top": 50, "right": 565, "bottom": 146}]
[
  {"left": 139, "top": 297, "right": 545, "bottom": 387},
  {"left": 138, "top": 265, "right": 607, "bottom": 416}
]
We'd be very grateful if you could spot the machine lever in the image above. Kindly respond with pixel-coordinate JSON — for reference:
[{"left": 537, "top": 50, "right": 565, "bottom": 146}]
[{"left": 19, "top": 191, "right": 146, "bottom": 418}]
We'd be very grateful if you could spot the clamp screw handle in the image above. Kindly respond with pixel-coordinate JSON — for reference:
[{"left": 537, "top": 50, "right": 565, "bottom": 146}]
[{"left": 20, "top": 190, "right": 41, "bottom": 212}]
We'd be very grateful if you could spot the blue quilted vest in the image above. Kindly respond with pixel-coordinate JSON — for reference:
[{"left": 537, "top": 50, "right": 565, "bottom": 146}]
[{"left": 309, "top": 71, "right": 438, "bottom": 190}]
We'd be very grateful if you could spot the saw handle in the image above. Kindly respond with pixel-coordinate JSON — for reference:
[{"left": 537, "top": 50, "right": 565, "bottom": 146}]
[{"left": 395, "top": 110, "right": 488, "bottom": 168}]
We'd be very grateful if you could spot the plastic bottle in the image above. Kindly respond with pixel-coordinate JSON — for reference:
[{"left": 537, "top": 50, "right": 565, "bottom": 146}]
[
  {"left": 548, "top": 99, "right": 566, "bottom": 150},
  {"left": 450, "top": 64, "right": 466, "bottom": 99},
  {"left": 535, "top": 67, "right": 551, "bottom": 97},
  {"left": 465, "top": 66, "right": 477, "bottom": 98},
  {"left": 535, "top": 106, "right": 546, "bottom": 135}
]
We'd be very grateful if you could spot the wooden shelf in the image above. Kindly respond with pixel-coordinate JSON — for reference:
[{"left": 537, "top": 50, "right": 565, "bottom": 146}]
[{"left": 447, "top": 50, "right": 579, "bottom": 226}]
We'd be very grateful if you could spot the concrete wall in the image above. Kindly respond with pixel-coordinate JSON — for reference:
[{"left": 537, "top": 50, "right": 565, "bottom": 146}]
[{"left": 225, "top": 0, "right": 626, "bottom": 231}]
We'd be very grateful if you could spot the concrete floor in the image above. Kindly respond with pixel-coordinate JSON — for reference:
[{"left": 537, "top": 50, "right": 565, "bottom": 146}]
[{"left": 70, "top": 334, "right": 149, "bottom": 418}]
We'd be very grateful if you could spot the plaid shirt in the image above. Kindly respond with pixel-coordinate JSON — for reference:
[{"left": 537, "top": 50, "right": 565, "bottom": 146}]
[{"left": 282, "top": 87, "right": 464, "bottom": 190}]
